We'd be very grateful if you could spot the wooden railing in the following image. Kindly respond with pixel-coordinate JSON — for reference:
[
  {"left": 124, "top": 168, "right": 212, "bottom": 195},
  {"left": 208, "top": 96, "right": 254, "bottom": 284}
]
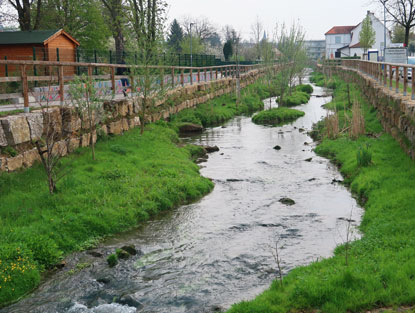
[
  {"left": 323, "top": 58, "right": 415, "bottom": 100},
  {"left": 0, "top": 60, "right": 263, "bottom": 112}
]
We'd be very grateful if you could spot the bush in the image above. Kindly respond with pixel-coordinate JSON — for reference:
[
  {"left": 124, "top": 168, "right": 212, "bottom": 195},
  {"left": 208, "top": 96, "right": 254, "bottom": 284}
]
[
  {"left": 356, "top": 144, "right": 372, "bottom": 167},
  {"left": 281, "top": 91, "right": 311, "bottom": 107},
  {"left": 107, "top": 254, "right": 118, "bottom": 267},
  {"left": 25, "top": 235, "right": 62, "bottom": 269},
  {"left": 296, "top": 84, "right": 314, "bottom": 94},
  {"left": 252, "top": 108, "right": 305, "bottom": 126}
]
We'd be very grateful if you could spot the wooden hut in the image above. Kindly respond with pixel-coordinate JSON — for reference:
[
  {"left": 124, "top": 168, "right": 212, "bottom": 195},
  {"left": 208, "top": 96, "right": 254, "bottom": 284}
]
[{"left": 0, "top": 29, "right": 80, "bottom": 76}]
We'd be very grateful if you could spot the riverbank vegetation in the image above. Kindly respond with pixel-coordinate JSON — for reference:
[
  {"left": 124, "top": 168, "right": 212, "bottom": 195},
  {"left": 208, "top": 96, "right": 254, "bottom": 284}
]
[
  {"left": 0, "top": 123, "right": 214, "bottom": 306},
  {"left": 252, "top": 108, "right": 304, "bottom": 126},
  {"left": 228, "top": 74, "right": 415, "bottom": 312},
  {"left": 170, "top": 79, "right": 272, "bottom": 127}
]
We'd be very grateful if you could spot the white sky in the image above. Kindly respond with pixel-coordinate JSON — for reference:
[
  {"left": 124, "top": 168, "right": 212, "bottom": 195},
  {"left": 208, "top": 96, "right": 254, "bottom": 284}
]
[{"left": 167, "top": 0, "right": 383, "bottom": 41}]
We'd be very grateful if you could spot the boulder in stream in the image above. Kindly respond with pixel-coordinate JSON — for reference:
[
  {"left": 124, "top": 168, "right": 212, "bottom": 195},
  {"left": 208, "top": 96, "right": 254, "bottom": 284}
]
[
  {"left": 178, "top": 123, "right": 203, "bottom": 133},
  {"left": 203, "top": 145, "right": 220, "bottom": 153},
  {"left": 121, "top": 245, "right": 138, "bottom": 256},
  {"left": 273, "top": 145, "right": 282, "bottom": 150},
  {"left": 304, "top": 158, "right": 312, "bottom": 162},
  {"left": 279, "top": 197, "right": 296, "bottom": 206}
]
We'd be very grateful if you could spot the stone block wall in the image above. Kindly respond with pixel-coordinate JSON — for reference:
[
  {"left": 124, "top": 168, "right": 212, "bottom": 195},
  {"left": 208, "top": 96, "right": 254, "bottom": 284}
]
[
  {"left": 329, "top": 66, "right": 415, "bottom": 159},
  {"left": 0, "top": 68, "right": 265, "bottom": 172}
]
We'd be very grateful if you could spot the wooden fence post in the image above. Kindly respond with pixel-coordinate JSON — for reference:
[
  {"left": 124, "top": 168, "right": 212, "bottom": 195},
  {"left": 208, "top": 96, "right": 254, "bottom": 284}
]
[
  {"left": 111, "top": 67, "right": 116, "bottom": 95},
  {"left": 59, "top": 65, "right": 64, "bottom": 105},
  {"left": 181, "top": 69, "right": 184, "bottom": 86},
  {"left": 20, "top": 64, "right": 29, "bottom": 113},
  {"left": 190, "top": 68, "right": 193, "bottom": 85},
  {"left": 171, "top": 67, "right": 175, "bottom": 88}
]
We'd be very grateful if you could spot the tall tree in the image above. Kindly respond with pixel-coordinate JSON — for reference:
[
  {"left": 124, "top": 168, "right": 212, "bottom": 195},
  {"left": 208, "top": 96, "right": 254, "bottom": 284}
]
[
  {"left": 126, "top": 0, "right": 167, "bottom": 134},
  {"left": 39, "top": 0, "right": 110, "bottom": 50},
  {"left": 360, "top": 14, "right": 376, "bottom": 54},
  {"left": 6, "top": 0, "right": 43, "bottom": 30},
  {"left": 181, "top": 16, "right": 215, "bottom": 42},
  {"left": 251, "top": 16, "right": 264, "bottom": 60},
  {"left": 101, "top": 0, "right": 125, "bottom": 62},
  {"left": 167, "top": 19, "right": 183, "bottom": 53},
  {"left": 223, "top": 39, "right": 233, "bottom": 61},
  {"left": 379, "top": 0, "right": 415, "bottom": 46}
]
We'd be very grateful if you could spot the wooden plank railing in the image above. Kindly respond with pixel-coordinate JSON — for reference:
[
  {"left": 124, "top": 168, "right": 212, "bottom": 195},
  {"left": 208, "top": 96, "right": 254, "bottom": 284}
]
[
  {"left": 0, "top": 59, "right": 264, "bottom": 112},
  {"left": 323, "top": 58, "right": 415, "bottom": 100}
]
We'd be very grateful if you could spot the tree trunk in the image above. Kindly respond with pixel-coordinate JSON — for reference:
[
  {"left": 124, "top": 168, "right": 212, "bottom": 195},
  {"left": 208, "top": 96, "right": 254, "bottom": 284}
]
[{"left": 405, "top": 26, "right": 411, "bottom": 47}]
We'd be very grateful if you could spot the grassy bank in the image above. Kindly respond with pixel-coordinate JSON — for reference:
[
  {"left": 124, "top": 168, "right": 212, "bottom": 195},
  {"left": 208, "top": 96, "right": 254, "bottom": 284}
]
[
  {"left": 227, "top": 75, "right": 415, "bottom": 312},
  {"left": 0, "top": 123, "right": 213, "bottom": 306},
  {"left": 170, "top": 79, "right": 272, "bottom": 127},
  {"left": 252, "top": 108, "right": 304, "bottom": 126}
]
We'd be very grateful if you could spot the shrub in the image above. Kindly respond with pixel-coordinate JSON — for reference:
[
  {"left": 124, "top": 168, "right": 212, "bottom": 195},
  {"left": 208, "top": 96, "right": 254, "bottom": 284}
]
[
  {"left": 281, "top": 91, "right": 311, "bottom": 107},
  {"left": 107, "top": 254, "right": 118, "bottom": 267},
  {"left": 1, "top": 146, "right": 17, "bottom": 157},
  {"left": 25, "top": 235, "right": 62, "bottom": 269},
  {"left": 110, "top": 144, "right": 128, "bottom": 155},
  {"left": 296, "top": 84, "right": 314, "bottom": 94},
  {"left": 252, "top": 108, "right": 305, "bottom": 126},
  {"left": 356, "top": 144, "right": 372, "bottom": 167}
]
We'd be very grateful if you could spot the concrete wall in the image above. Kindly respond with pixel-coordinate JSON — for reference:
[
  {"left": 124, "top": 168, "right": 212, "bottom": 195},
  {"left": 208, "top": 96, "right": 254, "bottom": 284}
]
[{"left": 0, "top": 68, "right": 265, "bottom": 172}]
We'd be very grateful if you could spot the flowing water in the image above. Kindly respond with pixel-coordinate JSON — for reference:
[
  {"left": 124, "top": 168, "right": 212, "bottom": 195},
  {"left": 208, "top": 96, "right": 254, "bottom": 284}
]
[{"left": 1, "top": 80, "right": 362, "bottom": 313}]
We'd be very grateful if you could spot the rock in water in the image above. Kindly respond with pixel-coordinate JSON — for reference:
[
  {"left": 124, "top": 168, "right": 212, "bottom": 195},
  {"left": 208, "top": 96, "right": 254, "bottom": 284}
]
[
  {"left": 304, "top": 158, "right": 312, "bottom": 162},
  {"left": 121, "top": 245, "right": 137, "bottom": 256},
  {"left": 178, "top": 123, "right": 203, "bottom": 133},
  {"left": 273, "top": 145, "right": 282, "bottom": 150},
  {"left": 279, "top": 197, "right": 296, "bottom": 206},
  {"left": 203, "top": 145, "right": 220, "bottom": 153}
]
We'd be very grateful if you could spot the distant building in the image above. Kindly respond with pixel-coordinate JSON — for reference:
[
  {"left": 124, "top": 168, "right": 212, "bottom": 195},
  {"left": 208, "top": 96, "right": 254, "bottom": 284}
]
[
  {"left": 304, "top": 40, "right": 325, "bottom": 60},
  {"left": 325, "top": 11, "right": 391, "bottom": 59}
]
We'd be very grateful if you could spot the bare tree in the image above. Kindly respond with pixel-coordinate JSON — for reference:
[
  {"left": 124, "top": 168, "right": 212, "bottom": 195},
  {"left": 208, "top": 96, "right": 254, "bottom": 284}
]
[
  {"left": 31, "top": 81, "right": 68, "bottom": 194},
  {"left": 69, "top": 75, "right": 110, "bottom": 160},
  {"left": 269, "top": 235, "right": 284, "bottom": 288},
  {"left": 181, "top": 15, "right": 216, "bottom": 42},
  {"left": 251, "top": 16, "right": 264, "bottom": 60},
  {"left": 5, "top": 0, "right": 43, "bottom": 30},
  {"left": 379, "top": 0, "right": 415, "bottom": 46}
]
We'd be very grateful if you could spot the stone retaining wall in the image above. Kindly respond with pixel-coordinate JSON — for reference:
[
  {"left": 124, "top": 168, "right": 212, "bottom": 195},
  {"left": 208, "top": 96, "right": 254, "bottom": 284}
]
[
  {"left": 328, "top": 66, "right": 415, "bottom": 159},
  {"left": 0, "top": 69, "right": 265, "bottom": 172}
]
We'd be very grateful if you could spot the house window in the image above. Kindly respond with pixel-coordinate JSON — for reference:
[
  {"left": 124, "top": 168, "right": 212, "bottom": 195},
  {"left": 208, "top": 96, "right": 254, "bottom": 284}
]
[{"left": 335, "top": 36, "right": 341, "bottom": 44}]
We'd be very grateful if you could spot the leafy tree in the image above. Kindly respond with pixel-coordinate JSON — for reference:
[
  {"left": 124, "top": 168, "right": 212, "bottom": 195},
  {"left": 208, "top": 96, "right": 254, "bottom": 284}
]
[
  {"left": 359, "top": 14, "right": 376, "bottom": 55},
  {"left": 223, "top": 39, "right": 233, "bottom": 61},
  {"left": 180, "top": 35, "right": 204, "bottom": 54},
  {"left": 167, "top": 19, "right": 183, "bottom": 53},
  {"left": 39, "top": 0, "right": 111, "bottom": 50},
  {"left": 101, "top": 0, "right": 125, "bottom": 62}
]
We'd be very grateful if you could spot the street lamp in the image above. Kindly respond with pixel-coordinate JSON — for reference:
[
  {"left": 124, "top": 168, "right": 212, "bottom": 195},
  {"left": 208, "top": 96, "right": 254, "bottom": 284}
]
[{"left": 190, "top": 23, "right": 194, "bottom": 68}]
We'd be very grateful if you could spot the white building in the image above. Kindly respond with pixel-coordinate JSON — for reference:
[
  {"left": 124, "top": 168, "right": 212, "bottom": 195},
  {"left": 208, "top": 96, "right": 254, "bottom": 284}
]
[
  {"left": 325, "top": 11, "right": 391, "bottom": 59},
  {"left": 325, "top": 26, "right": 355, "bottom": 59}
]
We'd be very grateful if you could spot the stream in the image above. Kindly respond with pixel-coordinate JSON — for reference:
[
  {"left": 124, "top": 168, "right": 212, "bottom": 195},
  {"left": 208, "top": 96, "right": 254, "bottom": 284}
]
[{"left": 1, "top": 79, "right": 363, "bottom": 313}]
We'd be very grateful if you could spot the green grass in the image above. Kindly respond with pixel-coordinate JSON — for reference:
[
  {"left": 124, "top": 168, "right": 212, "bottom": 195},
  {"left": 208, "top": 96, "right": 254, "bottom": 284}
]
[
  {"left": 252, "top": 108, "right": 305, "bottom": 126},
  {"left": 0, "top": 122, "right": 213, "bottom": 306},
  {"left": 170, "top": 79, "right": 273, "bottom": 127},
  {"left": 227, "top": 75, "right": 415, "bottom": 312},
  {"left": 279, "top": 91, "right": 311, "bottom": 107},
  {"left": 0, "top": 110, "right": 24, "bottom": 117}
]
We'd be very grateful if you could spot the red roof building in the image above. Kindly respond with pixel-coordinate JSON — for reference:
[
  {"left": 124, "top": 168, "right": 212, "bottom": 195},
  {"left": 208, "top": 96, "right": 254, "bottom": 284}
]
[{"left": 325, "top": 26, "right": 356, "bottom": 35}]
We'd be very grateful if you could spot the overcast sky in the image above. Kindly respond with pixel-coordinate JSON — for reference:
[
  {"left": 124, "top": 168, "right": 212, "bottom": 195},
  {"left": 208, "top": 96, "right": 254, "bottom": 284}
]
[{"left": 167, "top": 0, "right": 383, "bottom": 41}]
